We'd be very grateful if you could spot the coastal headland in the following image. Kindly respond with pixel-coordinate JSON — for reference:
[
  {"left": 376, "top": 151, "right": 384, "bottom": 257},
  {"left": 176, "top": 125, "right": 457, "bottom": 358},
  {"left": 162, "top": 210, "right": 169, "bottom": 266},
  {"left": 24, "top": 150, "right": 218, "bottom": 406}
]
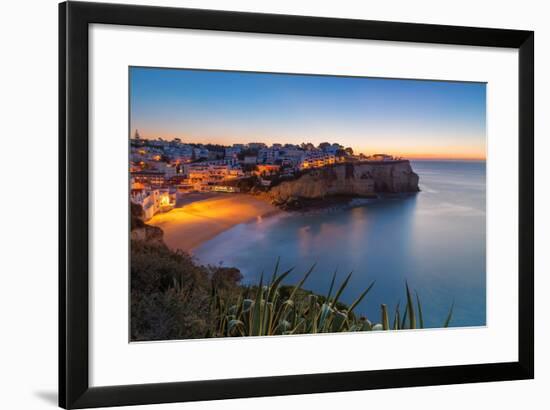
[
  {"left": 147, "top": 193, "right": 279, "bottom": 252},
  {"left": 269, "top": 161, "right": 419, "bottom": 204}
]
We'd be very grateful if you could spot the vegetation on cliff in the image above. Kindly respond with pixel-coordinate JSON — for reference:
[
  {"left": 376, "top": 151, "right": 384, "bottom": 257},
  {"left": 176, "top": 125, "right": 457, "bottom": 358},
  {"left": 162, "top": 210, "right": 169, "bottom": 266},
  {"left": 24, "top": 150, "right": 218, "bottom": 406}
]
[{"left": 131, "top": 239, "right": 245, "bottom": 340}]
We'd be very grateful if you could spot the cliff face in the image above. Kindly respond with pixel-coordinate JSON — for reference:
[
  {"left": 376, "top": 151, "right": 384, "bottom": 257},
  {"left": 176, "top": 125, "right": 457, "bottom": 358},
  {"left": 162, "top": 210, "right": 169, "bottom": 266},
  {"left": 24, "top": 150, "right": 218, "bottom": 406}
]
[
  {"left": 130, "top": 223, "right": 164, "bottom": 244},
  {"left": 269, "top": 161, "right": 419, "bottom": 202},
  {"left": 130, "top": 202, "right": 164, "bottom": 245}
]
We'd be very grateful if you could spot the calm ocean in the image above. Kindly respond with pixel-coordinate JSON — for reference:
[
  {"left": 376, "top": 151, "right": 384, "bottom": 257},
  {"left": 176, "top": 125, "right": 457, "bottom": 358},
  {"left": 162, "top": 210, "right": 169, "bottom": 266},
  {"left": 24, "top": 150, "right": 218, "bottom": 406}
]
[{"left": 194, "top": 160, "right": 486, "bottom": 328}]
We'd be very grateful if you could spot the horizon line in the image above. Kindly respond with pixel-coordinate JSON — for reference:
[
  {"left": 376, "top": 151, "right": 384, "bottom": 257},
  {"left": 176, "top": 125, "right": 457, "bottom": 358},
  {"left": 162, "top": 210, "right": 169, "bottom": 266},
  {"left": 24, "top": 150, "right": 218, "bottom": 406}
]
[{"left": 132, "top": 134, "right": 486, "bottom": 162}]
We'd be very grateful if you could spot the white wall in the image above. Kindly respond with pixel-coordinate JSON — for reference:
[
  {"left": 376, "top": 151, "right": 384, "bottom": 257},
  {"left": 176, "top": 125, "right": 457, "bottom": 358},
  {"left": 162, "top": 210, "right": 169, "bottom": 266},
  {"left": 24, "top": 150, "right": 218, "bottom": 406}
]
[{"left": 0, "top": 0, "right": 546, "bottom": 409}]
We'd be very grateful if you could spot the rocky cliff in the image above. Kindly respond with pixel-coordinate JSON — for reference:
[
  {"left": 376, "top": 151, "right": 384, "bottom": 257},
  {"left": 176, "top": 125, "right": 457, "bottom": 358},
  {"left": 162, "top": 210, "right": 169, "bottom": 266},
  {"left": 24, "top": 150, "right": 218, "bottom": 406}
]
[
  {"left": 269, "top": 161, "right": 419, "bottom": 203},
  {"left": 130, "top": 202, "right": 164, "bottom": 244}
]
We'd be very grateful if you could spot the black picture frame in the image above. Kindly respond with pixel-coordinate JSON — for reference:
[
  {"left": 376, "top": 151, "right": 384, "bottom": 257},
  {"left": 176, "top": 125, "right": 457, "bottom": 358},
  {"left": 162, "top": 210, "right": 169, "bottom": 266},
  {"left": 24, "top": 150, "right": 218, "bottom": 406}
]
[{"left": 59, "top": 1, "right": 534, "bottom": 408}]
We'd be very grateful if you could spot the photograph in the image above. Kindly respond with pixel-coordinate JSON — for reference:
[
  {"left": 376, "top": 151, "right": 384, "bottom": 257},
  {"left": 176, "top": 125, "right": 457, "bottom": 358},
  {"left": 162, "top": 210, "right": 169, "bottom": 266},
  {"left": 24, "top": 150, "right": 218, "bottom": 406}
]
[{"left": 129, "top": 66, "right": 486, "bottom": 341}]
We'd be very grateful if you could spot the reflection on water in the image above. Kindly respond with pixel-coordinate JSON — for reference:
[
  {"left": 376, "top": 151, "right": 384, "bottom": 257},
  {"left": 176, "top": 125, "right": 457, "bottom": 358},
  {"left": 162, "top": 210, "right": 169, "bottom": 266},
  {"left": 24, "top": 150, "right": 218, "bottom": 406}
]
[{"left": 195, "top": 160, "right": 486, "bottom": 328}]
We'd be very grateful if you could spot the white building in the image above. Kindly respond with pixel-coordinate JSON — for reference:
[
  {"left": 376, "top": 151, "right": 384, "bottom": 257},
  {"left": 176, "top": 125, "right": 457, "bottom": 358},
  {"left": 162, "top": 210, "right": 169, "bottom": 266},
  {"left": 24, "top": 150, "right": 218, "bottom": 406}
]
[
  {"left": 225, "top": 146, "right": 242, "bottom": 160},
  {"left": 248, "top": 142, "right": 267, "bottom": 150},
  {"left": 193, "top": 147, "right": 209, "bottom": 159},
  {"left": 370, "top": 154, "right": 394, "bottom": 161},
  {"left": 186, "top": 163, "right": 244, "bottom": 190},
  {"left": 299, "top": 151, "right": 336, "bottom": 169},
  {"left": 258, "top": 147, "right": 281, "bottom": 164},
  {"left": 243, "top": 155, "right": 258, "bottom": 165},
  {"left": 132, "top": 188, "right": 176, "bottom": 220}
]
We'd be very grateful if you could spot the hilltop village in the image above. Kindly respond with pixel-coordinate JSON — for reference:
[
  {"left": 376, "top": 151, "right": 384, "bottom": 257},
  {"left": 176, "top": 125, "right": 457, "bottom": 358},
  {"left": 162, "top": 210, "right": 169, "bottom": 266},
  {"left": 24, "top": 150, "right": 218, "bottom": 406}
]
[{"left": 130, "top": 131, "right": 407, "bottom": 219}]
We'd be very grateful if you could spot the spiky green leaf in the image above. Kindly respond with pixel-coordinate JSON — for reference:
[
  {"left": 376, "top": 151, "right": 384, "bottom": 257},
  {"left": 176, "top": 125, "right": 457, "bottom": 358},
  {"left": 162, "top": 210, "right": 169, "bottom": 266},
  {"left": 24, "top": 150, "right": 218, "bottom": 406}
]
[
  {"left": 405, "top": 281, "right": 416, "bottom": 329},
  {"left": 443, "top": 300, "right": 454, "bottom": 328},
  {"left": 331, "top": 271, "right": 353, "bottom": 308},
  {"left": 381, "top": 304, "right": 390, "bottom": 330},
  {"left": 326, "top": 269, "right": 338, "bottom": 301},
  {"left": 415, "top": 290, "right": 424, "bottom": 329},
  {"left": 251, "top": 273, "right": 264, "bottom": 335},
  {"left": 348, "top": 281, "right": 375, "bottom": 313}
]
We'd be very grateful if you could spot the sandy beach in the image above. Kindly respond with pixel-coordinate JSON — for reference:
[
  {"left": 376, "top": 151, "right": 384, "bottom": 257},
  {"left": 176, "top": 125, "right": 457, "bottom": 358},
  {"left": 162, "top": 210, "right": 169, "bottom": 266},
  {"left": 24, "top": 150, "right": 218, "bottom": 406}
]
[{"left": 148, "top": 193, "right": 280, "bottom": 252}]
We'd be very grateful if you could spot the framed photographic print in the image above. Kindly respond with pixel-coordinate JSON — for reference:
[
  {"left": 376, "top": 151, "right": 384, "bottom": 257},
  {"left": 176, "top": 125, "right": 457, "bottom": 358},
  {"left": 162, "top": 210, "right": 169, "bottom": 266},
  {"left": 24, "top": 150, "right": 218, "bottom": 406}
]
[{"left": 59, "top": 1, "right": 534, "bottom": 408}]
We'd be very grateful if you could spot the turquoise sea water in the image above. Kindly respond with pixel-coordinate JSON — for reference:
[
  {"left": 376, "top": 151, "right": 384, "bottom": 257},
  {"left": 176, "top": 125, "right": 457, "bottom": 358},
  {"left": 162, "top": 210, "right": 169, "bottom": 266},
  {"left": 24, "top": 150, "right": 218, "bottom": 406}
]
[{"left": 194, "top": 160, "right": 486, "bottom": 328}]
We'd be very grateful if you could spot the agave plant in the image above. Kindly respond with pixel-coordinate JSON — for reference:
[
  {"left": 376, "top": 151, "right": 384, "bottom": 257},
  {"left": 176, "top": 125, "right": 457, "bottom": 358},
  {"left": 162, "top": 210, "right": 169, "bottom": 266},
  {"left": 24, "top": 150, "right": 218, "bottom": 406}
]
[{"left": 209, "top": 259, "right": 454, "bottom": 337}]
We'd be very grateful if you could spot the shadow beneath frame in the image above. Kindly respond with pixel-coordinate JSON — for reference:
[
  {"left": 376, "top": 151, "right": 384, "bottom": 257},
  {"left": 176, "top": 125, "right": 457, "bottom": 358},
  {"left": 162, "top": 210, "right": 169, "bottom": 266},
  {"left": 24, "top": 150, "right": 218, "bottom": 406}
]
[{"left": 34, "top": 391, "right": 58, "bottom": 407}]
